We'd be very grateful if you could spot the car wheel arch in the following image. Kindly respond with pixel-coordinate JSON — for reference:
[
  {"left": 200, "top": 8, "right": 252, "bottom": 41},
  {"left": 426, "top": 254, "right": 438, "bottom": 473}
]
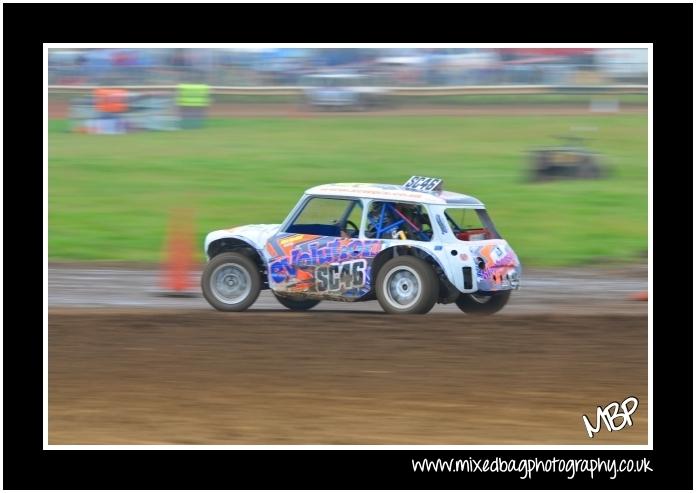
[
  {"left": 207, "top": 238, "right": 266, "bottom": 278},
  {"left": 370, "top": 245, "right": 447, "bottom": 295}
]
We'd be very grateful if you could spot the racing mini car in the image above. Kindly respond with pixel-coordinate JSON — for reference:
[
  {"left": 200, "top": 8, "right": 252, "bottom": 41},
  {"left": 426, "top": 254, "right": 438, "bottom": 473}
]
[{"left": 202, "top": 176, "right": 521, "bottom": 315}]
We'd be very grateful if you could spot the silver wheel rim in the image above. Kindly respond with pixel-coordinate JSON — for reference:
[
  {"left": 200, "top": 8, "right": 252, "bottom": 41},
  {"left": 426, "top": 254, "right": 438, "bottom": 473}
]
[
  {"left": 383, "top": 265, "right": 421, "bottom": 309},
  {"left": 470, "top": 293, "right": 491, "bottom": 304},
  {"left": 210, "top": 263, "right": 251, "bottom": 305}
]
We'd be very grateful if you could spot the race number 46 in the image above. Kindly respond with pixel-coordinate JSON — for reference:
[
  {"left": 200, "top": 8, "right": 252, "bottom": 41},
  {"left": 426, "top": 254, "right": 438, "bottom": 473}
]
[
  {"left": 403, "top": 176, "right": 443, "bottom": 192},
  {"left": 316, "top": 259, "right": 366, "bottom": 292}
]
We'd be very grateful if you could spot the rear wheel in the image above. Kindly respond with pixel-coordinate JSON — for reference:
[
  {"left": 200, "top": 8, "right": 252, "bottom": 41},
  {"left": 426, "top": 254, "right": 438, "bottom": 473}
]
[
  {"left": 273, "top": 292, "right": 321, "bottom": 311},
  {"left": 201, "top": 252, "right": 261, "bottom": 311},
  {"left": 376, "top": 256, "right": 438, "bottom": 314},
  {"left": 455, "top": 290, "right": 511, "bottom": 315}
]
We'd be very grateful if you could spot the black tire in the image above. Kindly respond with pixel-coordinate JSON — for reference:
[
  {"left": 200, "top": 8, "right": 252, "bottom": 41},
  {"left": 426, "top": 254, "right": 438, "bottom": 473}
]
[
  {"left": 375, "top": 256, "right": 438, "bottom": 314},
  {"left": 201, "top": 252, "right": 261, "bottom": 311},
  {"left": 273, "top": 292, "right": 321, "bottom": 311},
  {"left": 455, "top": 290, "right": 511, "bottom": 316}
]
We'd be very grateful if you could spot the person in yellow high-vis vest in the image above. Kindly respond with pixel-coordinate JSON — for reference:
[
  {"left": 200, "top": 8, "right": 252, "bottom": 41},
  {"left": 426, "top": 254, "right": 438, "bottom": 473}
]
[{"left": 177, "top": 83, "right": 210, "bottom": 129}]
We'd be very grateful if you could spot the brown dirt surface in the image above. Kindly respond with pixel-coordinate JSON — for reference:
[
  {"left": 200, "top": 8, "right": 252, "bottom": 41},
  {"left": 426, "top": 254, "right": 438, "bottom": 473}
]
[{"left": 49, "top": 310, "right": 648, "bottom": 445}]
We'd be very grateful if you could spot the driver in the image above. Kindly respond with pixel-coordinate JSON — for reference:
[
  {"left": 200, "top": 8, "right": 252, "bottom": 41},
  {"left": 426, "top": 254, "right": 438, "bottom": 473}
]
[
  {"left": 365, "top": 202, "right": 399, "bottom": 239},
  {"left": 364, "top": 202, "right": 433, "bottom": 240},
  {"left": 394, "top": 203, "right": 433, "bottom": 240}
]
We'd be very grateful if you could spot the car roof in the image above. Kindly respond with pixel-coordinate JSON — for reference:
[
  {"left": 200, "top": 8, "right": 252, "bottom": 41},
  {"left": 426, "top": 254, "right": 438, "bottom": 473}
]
[{"left": 304, "top": 183, "right": 484, "bottom": 207}]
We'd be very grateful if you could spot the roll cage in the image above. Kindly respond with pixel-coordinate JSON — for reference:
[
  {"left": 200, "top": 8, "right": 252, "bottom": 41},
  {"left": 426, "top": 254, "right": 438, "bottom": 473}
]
[{"left": 365, "top": 202, "right": 431, "bottom": 241}]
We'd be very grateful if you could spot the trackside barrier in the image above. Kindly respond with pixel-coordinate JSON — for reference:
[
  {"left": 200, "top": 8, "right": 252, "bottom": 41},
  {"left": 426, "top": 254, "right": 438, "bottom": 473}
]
[{"left": 49, "top": 84, "right": 649, "bottom": 96}]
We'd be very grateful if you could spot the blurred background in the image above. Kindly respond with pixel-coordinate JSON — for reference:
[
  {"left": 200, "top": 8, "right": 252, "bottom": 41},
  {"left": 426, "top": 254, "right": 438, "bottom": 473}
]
[
  {"left": 48, "top": 47, "right": 648, "bottom": 266},
  {"left": 47, "top": 47, "right": 649, "bottom": 446},
  {"left": 49, "top": 47, "right": 647, "bottom": 86}
]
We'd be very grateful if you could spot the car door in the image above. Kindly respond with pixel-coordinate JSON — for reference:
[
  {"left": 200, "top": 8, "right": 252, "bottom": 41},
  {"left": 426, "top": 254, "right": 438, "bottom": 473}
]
[{"left": 265, "top": 197, "right": 381, "bottom": 300}]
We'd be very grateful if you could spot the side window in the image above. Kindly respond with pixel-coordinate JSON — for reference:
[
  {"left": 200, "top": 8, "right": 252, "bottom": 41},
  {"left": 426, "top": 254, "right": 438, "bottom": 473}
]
[
  {"left": 343, "top": 201, "right": 363, "bottom": 238},
  {"left": 286, "top": 197, "right": 362, "bottom": 238},
  {"left": 445, "top": 208, "right": 500, "bottom": 240},
  {"left": 365, "top": 201, "right": 433, "bottom": 241}
]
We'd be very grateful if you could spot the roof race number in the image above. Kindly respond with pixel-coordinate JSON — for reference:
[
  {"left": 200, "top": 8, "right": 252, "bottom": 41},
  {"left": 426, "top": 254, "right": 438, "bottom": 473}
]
[{"left": 403, "top": 176, "right": 443, "bottom": 193}]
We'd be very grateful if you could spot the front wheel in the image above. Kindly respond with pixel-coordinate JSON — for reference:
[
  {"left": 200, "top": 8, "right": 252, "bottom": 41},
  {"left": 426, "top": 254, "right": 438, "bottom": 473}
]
[
  {"left": 273, "top": 292, "right": 321, "bottom": 311},
  {"left": 201, "top": 252, "right": 261, "bottom": 311},
  {"left": 376, "top": 256, "right": 438, "bottom": 314},
  {"left": 455, "top": 290, "right": 511, "bottom": 316}
]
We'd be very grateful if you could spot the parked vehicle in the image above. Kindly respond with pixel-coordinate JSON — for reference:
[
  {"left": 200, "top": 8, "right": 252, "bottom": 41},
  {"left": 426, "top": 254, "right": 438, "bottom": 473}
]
[{"left": 301, "top": 72, "right": 387, "bottom": 110}]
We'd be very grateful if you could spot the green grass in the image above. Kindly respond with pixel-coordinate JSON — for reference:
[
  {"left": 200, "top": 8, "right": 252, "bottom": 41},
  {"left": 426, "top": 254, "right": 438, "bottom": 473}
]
[
  {"left": 207, "top": 93, "right": 648, "bottom": 106},
  {"left": 48, "top": 114, "right": 648, "bottom": 266}
]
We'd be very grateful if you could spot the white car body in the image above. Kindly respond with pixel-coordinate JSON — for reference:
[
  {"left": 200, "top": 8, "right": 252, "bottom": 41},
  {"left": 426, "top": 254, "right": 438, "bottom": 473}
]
[{"left": 204, "top": 181, "right": 521, "bottom": 302}]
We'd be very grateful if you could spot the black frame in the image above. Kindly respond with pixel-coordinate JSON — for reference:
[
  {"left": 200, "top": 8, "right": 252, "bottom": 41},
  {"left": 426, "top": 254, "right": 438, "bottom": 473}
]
[{"left": 4, "top": 1, "right": 691, "bottom": 490}]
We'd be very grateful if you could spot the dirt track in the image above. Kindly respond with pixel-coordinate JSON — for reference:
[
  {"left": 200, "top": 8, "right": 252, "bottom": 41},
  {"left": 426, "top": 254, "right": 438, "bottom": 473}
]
[
  {"left": 49, "top": 310, "right": 648, "bottom": 445},
  {"left": 48, "top": 264, "right": 649, "bottom": 445},
  {"left": 48, "top": 263, "right": 648, "bottom": 315}
]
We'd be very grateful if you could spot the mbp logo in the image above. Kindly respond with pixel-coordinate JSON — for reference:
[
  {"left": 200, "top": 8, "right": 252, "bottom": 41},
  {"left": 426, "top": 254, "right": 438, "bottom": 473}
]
[{"left": 582, "top": 396, "right": 639, "bottom": 438}]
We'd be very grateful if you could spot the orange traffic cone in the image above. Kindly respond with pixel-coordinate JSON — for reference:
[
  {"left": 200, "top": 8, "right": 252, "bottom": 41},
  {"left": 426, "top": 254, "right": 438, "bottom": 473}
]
[
  {"left": 159, "top": 208, "right": 198, "bottom": 297},
  {"left": 629, "top": 291, "right": 648, "bottom": 302}
]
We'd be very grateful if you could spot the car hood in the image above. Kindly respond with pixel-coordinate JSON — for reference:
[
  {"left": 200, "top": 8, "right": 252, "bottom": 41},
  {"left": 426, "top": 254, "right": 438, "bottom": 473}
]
[{"left": 204, "top": 224, "right": 281, "bottom": 253}]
